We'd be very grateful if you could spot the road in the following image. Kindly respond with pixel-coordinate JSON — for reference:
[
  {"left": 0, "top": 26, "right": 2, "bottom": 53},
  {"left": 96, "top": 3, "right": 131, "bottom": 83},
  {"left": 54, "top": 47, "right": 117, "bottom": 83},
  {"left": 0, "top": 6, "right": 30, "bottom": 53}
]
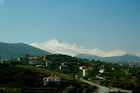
[{"left": 80, "top": 78, "right": 132, "bottom": 93}]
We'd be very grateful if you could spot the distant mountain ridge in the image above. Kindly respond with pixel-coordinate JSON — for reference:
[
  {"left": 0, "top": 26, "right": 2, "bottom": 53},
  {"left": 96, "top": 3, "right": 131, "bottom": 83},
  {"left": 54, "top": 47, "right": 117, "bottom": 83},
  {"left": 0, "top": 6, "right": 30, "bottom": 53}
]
[
  {"left": 76, "top": 54, "right": 140, "bottom": 62},
  {"left": 0, "top": 42, "right": 49, "bottom": 59}
]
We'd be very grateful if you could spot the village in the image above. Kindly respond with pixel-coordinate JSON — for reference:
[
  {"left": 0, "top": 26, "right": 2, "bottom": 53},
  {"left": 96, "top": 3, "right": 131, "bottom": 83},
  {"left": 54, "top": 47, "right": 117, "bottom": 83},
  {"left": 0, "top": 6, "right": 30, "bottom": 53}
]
[
  {"left": 22, "top": 54, "right": 109, "bottom": 85},
  {"left": 0, "top": 54, "right": 139, "bottom": 92},
  {"left": 0, "top": 54, "right": 112, "bottom": 85}
]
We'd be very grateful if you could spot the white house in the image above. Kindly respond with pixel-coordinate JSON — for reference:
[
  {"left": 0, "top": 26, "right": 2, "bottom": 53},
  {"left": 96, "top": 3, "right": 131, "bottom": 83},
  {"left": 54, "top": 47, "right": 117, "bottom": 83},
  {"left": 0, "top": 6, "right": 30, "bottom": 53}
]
[
  {"left": 60, "top": 65, "right": 69, "bottom": 71},
  {"left": 99, "top": 69, "right": 105, "bottom": 73},
  {"left": 43, "top": 75, "right": 61, "bottom": 85}
]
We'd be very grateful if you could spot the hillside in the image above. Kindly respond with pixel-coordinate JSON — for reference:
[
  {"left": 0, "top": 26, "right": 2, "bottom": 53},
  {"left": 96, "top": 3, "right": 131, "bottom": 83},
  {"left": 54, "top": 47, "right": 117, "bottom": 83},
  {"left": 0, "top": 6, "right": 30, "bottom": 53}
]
[
  {"left": 0, "top": 64, "right": 97, "bottom": 93},
  {"left": 76, "top": 54, "right": 140, "bottom": 62},
  {"left": 0, "top": 42, "right": 49, "bottom": 59},
  {"left": 1, "top": 54, "right": 140, "bottom": 92}
]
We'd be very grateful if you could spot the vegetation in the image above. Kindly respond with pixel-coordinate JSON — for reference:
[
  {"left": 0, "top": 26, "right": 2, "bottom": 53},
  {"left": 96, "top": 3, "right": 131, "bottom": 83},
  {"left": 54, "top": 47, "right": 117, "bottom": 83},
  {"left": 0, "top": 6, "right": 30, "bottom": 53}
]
[
  {"left": 77, "top": 54, "right": 140, "bottom": 66},
  {"left": 0, "top": 63, "right": 97, "bottom": 93},
  {"left": 0, "top": 54, "right": 140, "bottom": 93},
  {"left": 0, "top": 42, "right": 49, "bottom": 59},
  {"left": 85, "top": 60, "right": 140, "bottom": 92}
]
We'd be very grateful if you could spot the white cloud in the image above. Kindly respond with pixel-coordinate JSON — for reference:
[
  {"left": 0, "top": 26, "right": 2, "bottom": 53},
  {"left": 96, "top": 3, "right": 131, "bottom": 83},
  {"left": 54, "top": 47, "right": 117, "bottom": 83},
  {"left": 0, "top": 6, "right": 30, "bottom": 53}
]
[
  {"left": 30, "top": 39, "right": 86, "bottom": 56},
  {"left": 88, "top": 48, "right": 127, "bottom": 57},
  {"left": 0, "top": 0, "right": 4, "bottom": 5},
  {"left": 136, "top": 52, "right": 140, "bottom": 57},
  {"left": 30, "top": 39, "right": 127, "bottom": 57}
]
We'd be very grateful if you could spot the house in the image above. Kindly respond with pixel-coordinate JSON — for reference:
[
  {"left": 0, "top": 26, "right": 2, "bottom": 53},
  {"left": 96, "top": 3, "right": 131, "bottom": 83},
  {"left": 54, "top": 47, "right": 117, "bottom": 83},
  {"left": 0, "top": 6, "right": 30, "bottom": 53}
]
[
  {"left": 46, "top": 61, "right": 52, "bottom": 67},
  {"left": 36, "top": 65, "right": 42, "bottom": 68},
  {"left": 0, "top": 59, "right": 9, "bottom": 65},
  {"left": 101, "top": 65, "right": 105, "bottom": 68},
  {"left": 43, "top": 75, "right": 61, "bottom": 85},
  {"left": 0, "top": 60, "right": 8, "bottom": 67},
  {"left": 28, "top": 60, "right": 40, "bottom": 65},
  {"left": 83, "top": 69, "right": 89, "bottom": 77},
  {"left": 60, "top": 65, "right": 69, "bottom": 71},
  {"left": 112, "top": 67, "right": 115, "bottom": 71},
  {"left": 79, "top": 66, "right": 87, "bottom": 70},
  {"left": 61, "top": 62, "right": 68, "bottom": 66},
  {"left": 17, "top": 57, "right": 20, "bottom": 61},
  {"left": 0, "top": 59, "right": 8, "bottom": 63},
  {"left": 99, "top": 69, "right": 105, "bottom": 73}
]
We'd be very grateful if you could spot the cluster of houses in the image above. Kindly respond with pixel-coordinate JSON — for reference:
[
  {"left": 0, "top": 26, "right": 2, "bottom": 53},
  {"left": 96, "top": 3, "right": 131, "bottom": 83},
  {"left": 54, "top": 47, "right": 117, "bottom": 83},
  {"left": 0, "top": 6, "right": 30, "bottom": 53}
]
[
  {"left": 79, "top": 65, "right": 106, "bottom": 77},
  {"left": 1, "top": 54, "right": 140, "bottom": 87},
  {"left": 79, "top": 66, "right": 90, "bottom": 77},
  {"left": 28, "top": 61, "right": 62, "bottom": 85},
  {"left": 27, "top": 60, "right": 69, "bottom": 85},
  {"left": 28, "top": 60, "right": 70, "bottom": 71}
]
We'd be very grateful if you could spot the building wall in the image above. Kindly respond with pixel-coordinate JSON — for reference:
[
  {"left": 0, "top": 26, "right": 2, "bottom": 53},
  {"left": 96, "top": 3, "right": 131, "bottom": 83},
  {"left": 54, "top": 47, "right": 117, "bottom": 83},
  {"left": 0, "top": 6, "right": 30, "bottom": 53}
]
[
  {"left": 83, "top": 69, "right": 89, "bottom": 77},
  {"left": 43, "top": 77, "right": 61, "bottom": 85}
]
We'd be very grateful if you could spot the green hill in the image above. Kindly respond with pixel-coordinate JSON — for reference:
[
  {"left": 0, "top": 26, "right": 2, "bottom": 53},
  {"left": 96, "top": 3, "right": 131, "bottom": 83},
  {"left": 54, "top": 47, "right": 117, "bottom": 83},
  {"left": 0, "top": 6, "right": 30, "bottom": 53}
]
[
  {"left": 0, "top": 64, "right": 97, "bottom": 93},
  {"left": 0, "top": 42, "right": 49, "bottom": 59}
]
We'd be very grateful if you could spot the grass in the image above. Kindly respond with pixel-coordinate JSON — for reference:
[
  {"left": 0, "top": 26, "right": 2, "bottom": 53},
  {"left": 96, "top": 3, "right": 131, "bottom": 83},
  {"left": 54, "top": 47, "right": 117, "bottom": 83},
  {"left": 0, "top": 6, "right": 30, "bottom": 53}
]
[
  {"left": 0, "top": 64, "right": 98, "bottom": 93},
  {"left": 14, "top": 65, "right": 74, "bottom": 80}
]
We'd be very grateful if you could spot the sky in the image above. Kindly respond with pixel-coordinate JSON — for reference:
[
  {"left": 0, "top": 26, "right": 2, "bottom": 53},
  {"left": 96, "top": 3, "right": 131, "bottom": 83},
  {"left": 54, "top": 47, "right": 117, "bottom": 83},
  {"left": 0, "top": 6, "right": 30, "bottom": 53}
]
[{"left": 0, "top": 0, "right": 140, "bottom": 56}]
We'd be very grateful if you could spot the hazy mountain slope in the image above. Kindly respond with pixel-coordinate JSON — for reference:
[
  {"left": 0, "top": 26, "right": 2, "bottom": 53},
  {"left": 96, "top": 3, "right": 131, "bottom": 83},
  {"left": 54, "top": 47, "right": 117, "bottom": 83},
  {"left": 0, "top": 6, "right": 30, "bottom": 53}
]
[
  {"left": 76, "top": 54, "right": 140, "bottom": 62},
  {"left": 0, "top": 42, "right": 49, "bottom": 59}
]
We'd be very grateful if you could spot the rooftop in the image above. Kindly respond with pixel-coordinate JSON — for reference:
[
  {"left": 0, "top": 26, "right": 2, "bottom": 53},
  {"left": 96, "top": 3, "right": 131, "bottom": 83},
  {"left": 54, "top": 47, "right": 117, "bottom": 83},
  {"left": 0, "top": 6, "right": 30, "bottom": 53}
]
[{"left": 44, "top": 75, "right": 60, "bottom": 79}]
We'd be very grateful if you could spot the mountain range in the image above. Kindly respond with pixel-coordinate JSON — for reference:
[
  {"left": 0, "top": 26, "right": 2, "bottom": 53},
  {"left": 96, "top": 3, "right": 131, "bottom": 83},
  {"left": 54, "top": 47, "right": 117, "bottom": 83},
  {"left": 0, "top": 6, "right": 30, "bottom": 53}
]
[
  {"left": 1, "top": 41, "right": 140, "bottom": 63},
  {"left": 0, "top": 42, "right": 49, "bottom": 59},
  {"left": 76, "top": 54, "right": 140, "bottom": 62}
]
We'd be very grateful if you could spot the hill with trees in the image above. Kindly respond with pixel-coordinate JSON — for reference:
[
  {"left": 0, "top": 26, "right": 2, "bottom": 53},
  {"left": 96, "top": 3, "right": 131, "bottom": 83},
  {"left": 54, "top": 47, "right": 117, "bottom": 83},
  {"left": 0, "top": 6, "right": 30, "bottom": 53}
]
[
  {"left": 0, "top": 64, "right": 97, "bottom": 93},
  {"left": 0, "top": 54, "right": 140, "bottom": 93},
  {"left": 76, "top": 54, "right": 140, "bottom": 63},
  {"left": 0, "top": 42, "right": 49, "bottom": 59}
]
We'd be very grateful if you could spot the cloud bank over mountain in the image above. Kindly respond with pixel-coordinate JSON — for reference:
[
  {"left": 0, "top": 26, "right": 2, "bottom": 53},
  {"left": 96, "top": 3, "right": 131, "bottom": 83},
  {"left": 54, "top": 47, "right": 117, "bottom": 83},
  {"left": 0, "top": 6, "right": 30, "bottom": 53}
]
[{"left": 30, "top": 39, "right": 130, "bottom": 57}]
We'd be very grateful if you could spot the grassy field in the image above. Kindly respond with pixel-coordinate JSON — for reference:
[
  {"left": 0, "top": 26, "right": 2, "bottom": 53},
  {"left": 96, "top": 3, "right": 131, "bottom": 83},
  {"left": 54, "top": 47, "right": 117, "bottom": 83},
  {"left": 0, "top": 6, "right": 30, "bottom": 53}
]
[{"left": 15, "top": 65, "right": 74, "bottom": 80}]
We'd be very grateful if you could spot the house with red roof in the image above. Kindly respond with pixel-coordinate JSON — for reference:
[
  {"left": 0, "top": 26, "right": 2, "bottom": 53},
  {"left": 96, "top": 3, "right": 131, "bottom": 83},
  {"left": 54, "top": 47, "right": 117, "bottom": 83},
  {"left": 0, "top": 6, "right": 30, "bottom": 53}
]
[
  {"left": 46, "top": 61, "right": 53, "bottom": 67},
  {"left": 99, "top": 69, "right": 105, "bottom": 73}
]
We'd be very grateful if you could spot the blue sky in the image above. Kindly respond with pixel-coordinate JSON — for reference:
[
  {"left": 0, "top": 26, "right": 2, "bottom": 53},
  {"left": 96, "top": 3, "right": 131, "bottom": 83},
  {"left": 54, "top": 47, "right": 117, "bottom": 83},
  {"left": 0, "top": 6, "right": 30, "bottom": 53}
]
[{"left": 0, "top": 0, "right": 140, "bottom": 55}]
